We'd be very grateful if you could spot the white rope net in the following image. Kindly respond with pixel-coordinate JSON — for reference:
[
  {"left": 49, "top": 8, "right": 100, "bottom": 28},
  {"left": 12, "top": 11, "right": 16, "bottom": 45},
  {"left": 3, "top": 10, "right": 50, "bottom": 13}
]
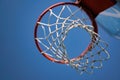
[{"left": 35, "top": 4, "right": 110, "bottom": 74}]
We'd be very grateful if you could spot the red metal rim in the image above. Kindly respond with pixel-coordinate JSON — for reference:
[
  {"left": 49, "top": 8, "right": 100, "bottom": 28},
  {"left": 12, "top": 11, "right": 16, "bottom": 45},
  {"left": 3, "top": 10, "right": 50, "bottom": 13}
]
[{"left": 34, "top": 2, "right": 98, "bottom": 64}]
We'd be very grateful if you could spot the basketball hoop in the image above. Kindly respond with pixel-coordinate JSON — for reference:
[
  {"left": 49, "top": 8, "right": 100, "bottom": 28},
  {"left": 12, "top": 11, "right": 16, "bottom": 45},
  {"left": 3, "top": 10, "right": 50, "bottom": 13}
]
[{"left": 34, "top": 2, "right": 110, "bottom": 74}]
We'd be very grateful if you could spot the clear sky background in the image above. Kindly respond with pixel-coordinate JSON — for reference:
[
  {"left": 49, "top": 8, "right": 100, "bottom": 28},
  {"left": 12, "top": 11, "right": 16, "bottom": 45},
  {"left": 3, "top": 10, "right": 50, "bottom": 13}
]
[{"left": 0, "top": 0, "right": 120, "bottom": 80}]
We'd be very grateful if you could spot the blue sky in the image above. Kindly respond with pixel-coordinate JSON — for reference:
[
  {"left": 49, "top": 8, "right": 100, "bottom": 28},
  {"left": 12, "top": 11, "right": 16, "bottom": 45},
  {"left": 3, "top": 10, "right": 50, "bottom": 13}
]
[{"left": 0, "top": 0, "right": 120, "bottom": 80}]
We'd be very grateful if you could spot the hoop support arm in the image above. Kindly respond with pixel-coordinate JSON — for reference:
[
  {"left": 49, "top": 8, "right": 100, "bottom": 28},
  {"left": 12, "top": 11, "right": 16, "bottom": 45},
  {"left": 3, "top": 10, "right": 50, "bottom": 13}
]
[{"left": 80, "top": 0, "right": 117, "bottom": 18}]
